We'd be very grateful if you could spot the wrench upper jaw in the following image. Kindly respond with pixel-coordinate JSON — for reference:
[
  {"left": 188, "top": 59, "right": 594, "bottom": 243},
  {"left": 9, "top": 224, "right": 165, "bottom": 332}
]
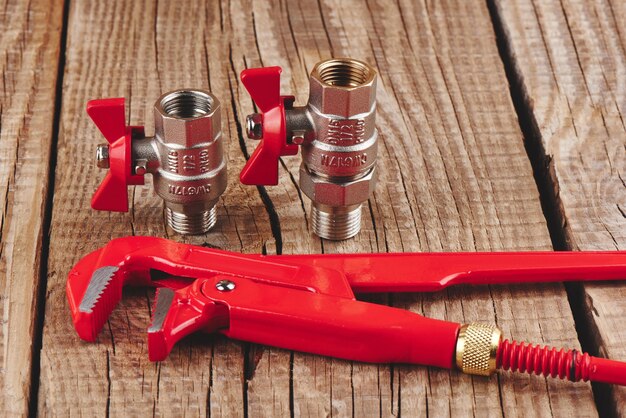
[
  {"left": 147, "top": 281, "right": 229, "bottom": 361},
  {"left": 70, "top": 262, "right": 127, "bottom": 342},
  {"left": 66, "top": 237, "right": 214, "bottom": 345},
  {"left": 66, "top": 244, "right": 149, "bottom": 342},
  {"left": 67, "top": 248, "right": 107, "bottom": 341}
]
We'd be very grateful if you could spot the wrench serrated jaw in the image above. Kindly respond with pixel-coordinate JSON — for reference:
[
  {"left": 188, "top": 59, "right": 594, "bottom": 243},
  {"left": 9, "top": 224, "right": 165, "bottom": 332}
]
[
  {"left": 147, "top": 287, "right": 176, "bottom": 361},
  {"left": 75, "top": 266, "right": 124, "bottom": 341},
  {"left": 146, "top": 282, "right": 229, "bottom": 362}
]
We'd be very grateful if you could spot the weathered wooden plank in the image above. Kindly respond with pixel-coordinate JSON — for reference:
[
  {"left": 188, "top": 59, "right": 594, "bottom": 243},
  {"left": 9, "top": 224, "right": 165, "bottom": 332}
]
[
  {"left": 0, "top": 0, "right": 63, "bottom": 415},
  {"left": 39, "top": 0, "right": 599, "bottom": 416},
  {"left": 236, "top": 0, "right": 596, "bottom": 416},
  {"left": 39, "top": 0, "right": 267, "bottom": 415},
  {"left": 492, "top": 0, "right": 626, "bottom": 414}
]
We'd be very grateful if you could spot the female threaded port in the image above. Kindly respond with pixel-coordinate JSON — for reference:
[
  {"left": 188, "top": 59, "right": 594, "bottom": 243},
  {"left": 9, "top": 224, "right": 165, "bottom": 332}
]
[
  {"left": 160, "top": 90, "right": 213, "bottom": 118},
  {"left": 316, "top": 59, "right": 372, "bottom": 87}
]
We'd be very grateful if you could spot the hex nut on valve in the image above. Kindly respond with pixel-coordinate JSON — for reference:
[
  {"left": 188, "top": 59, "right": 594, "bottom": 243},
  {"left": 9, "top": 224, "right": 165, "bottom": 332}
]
[
  {"left": 88, "top": 89, "right": 227, "bottom": 235},
  {"left": 240, "top": 58, "right": 378, "bottom": 240}
]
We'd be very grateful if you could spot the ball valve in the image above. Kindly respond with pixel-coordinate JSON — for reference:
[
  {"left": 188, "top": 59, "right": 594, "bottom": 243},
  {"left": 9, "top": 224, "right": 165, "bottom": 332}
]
[
  {"left": 89, "top": 90, "right": 227, "bottom": 234},
  {"left": 240, "top": 58, "right": 378, "bottom": 240}
]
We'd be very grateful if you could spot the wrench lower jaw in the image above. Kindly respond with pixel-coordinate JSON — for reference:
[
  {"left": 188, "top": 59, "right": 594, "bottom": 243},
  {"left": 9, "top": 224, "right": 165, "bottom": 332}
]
[
  {"left": 147, "top": 331, "right": 170, "bottom": 362},
  {"left": 147, "top": 287, "right": 177, "bottom": 361}
]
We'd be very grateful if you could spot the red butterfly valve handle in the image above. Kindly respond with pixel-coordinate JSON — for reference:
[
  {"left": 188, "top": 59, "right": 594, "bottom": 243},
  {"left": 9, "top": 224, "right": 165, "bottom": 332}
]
[
  {"left": 240, "top": 59, "right": 378, "bottom": 240},
  {"left": 88, "top": 90, "right": 227, "bottom": 234},
  {"left": 88, "top": 98, "right": 145, "bottom": 212}
]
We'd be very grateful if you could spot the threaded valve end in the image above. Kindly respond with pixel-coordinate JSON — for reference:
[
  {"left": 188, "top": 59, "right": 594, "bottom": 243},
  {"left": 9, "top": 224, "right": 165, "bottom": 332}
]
[
  {"left": 160, "top": 90, "right": 213, "bottom": 118},
  {"left": 311, "top": 203, "right": 362, "bottom": 240},
  {"left": 166, "top": 206, "right": 217, "bottom": 235},
  {"left": 316, "top": 59, "right": 372, "bottom": 87}
]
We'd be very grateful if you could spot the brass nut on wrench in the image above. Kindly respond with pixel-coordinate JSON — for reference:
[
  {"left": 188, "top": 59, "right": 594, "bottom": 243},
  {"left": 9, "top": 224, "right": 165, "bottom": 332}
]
[
  {"left": 89, "top": 89, "right": 227, "bottom": 234},
  {"left": 455, "top": 323, "right": 502, "bottom": 376}
]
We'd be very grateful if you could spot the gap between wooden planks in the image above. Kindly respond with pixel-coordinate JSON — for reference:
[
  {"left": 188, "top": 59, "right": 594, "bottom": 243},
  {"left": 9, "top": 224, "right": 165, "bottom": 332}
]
[
  {"left": 493, "top": 0, "right": 626, "bottom": 415},
  {"left": 0, "top": 0, "right": 63, "bottom": 416}
]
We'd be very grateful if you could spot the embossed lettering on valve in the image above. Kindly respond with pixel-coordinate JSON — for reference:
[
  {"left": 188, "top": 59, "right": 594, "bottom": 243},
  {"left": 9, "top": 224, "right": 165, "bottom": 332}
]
[
  {"left": 325, "top": 119, "right": 366, "bottom": 145},
  {"left": 168, "top": 184, "right": 212, "bottom": 196},
  {"left": 321, "top": 153, "right": 368, "bottom": 167},
  {"left": 168, "top": 151, "right": 179, "bottom": 173},
  {"left": 167, "top": 150, "right": 212, "bottom": 174}
]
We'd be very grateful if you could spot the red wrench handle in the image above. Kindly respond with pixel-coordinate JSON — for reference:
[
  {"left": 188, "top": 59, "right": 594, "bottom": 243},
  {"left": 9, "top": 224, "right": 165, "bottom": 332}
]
[
  {"left": 148, "top": 275, "right": 626, "bottom": 387},
  {"left": 219, "top": 279, "right": 459, "bottom": 367},
  {"left": 149, "top": 276, "right": 461, "bottom": 367},
  {"left": 272, "top": 251, "right": 626, "bottom": 292}
]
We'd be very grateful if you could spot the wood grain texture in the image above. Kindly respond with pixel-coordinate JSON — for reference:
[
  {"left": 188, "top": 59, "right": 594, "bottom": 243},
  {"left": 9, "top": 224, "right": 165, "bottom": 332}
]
[
  {"left": 250, "top": 0, "right": 595, "bottom": 415},
  {"left": 37, "top": 0, "right": 600, "bottom": 416},
  {"left": 492, "top": 0, "right": 626, "bottom": 414},
  {"left": 0, "top": 0, "right": 62, "bottom": 415},
  {"left": 39, "top": 1, "right": 258, "bottom": 415}
]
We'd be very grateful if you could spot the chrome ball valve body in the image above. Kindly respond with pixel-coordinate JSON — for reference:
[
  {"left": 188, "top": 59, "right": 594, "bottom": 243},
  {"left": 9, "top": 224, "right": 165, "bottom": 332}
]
[
  {"left": 88, "top": 89, "right": 227, "bottom": 235},
  {"left": 240, "top": 58, "right": 378, "bottom": 240}
]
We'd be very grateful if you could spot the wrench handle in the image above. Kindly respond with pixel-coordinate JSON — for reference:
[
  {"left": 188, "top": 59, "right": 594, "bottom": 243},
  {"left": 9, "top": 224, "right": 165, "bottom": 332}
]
[
  {"left": 273, "top": 251, "right": 626, "bottom": 292},
  {"left": 151, "top": 276, "right": 461, "bottom": 368}
]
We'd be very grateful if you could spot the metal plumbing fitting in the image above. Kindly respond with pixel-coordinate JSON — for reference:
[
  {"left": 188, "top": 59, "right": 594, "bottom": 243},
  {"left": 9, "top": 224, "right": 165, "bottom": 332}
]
[
  {"left": 240, "top": 58, "right": 378, "bottom": 240},
  {"left": 88, "top": 89, "right": 227, "bottom": 234}
]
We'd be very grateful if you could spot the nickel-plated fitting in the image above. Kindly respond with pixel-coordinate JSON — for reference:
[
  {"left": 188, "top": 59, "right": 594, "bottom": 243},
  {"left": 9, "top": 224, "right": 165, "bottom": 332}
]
[
  {"left": 88, "top": 89, "right": 227, "bottom": 235},
  {"left": 240, "top": 58, "right": 378, "bottom": 240}
]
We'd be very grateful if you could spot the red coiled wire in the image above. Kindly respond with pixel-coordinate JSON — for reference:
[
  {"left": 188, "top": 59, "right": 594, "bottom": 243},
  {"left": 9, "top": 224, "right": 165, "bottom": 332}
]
[{"left": 497, "top": 339, "right": 626, "bottom": 385}]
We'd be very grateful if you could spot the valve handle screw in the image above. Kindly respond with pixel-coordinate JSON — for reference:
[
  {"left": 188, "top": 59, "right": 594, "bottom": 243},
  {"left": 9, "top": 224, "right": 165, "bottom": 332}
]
[
  {"left": 96, "top": 144, "right": 110, "bottom": 169},
  {"left": 246, "top": 113, "right": 263, "bottom": 140}
]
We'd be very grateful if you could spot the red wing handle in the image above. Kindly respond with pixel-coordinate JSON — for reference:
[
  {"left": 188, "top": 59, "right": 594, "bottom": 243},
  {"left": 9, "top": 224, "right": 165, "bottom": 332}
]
[
  {"left": 87, "top": 98, "right": 145, "bottom": 212},
  {"left": 239, "top": 67, "right": 298, "bottom": 185}
]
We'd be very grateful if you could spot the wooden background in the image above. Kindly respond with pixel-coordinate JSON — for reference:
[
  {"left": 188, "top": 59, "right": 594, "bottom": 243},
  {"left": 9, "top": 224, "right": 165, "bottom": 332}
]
[{"left": 0, "top": 0, "right": 624, "bottom": 416}]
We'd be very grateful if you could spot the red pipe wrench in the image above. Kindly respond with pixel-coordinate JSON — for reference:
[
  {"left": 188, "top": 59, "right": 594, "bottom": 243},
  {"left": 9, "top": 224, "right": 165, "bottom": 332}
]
[{"left": 67, "top": 237, "right": 626, "bottom": 386}]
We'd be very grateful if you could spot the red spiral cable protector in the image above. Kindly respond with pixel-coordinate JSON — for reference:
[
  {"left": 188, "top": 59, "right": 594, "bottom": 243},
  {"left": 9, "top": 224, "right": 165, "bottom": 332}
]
[{"left": 497, "top": 339, "right": 626, "bottom": 385}]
